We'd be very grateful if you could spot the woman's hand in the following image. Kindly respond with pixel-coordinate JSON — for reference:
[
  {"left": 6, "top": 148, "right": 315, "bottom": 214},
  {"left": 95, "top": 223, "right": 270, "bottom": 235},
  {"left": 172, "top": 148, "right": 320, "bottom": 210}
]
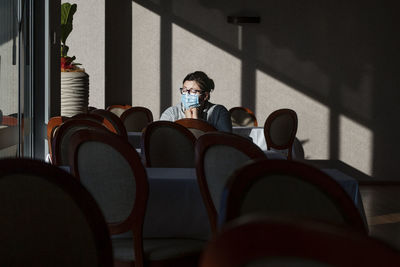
[{"left": 184, "top": 107, "right": 198, "bottom": 119}]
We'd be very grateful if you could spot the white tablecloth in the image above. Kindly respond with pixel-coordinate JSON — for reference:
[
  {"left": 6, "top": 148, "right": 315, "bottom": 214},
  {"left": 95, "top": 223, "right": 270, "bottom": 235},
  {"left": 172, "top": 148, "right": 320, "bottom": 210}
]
[
  {"left": 142, "top": 167, "right": 367, "bottom": 238},
  {"left": 232, "top": 126, "right": 267, "bottom": 150},
  {"left": 232, "top": 126, "right": 305, "bottom": 159}
]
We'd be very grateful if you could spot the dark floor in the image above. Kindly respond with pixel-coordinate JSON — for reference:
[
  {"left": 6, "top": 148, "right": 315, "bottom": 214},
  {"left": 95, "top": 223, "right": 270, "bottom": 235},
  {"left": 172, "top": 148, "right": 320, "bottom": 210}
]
[{"left": 359, "top": 185, "right": 400, "bottom": 250}]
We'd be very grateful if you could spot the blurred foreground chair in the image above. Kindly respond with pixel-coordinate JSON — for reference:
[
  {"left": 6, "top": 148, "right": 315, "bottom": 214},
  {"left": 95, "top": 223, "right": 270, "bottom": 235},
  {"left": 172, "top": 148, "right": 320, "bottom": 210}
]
[
  {"left": 229, "top": 107, "right": 258, "bottom": 127},
  {"left": 120, "top": 106, "right": 153, "bottom": 132},
  {"left": 52, "top": 119, "right": 109, "bottom": 166},
  {"left": 69, "top": 129, "right": 204, "bottom": 267},
  {"left": 142, "top": 121, "right": 196, "bottom": 167},
  {"left": 200, "top": 216, "right": 399, "bottom": 267},
  {"left": 0, "top": 158, "right": 113, "bottom": 267},
  {"left": 106, "top": 104, "right": 132, "bottom": 117},
  {"left": 264, "top": 108, "right": 298, "bottom": 160},
  {"left": 91, "top": 109, "right": 128, "bottom": 138},
  {"left": 221, "top": 159, "right": 368, "bottom": 233},
  {"left": 175, "top": 118, "right": 217, "bottom": 138},
  {"left": 195, "top": 132, "right": 267, "bottom": 234}
]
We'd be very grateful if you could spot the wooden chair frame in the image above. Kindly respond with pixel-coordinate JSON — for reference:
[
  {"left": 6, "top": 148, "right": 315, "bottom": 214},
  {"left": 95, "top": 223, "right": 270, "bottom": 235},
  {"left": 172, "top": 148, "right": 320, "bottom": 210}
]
[
  {"left": 69, "top": 129, "right": 148, "bottom": 267},
  {"left": 229, "top": 106, "right": 258, "bottom": 127},
  {"left": 195, "top": 132, "right": 267, "bottom": 234},
  {"left": 71, "top": 113, "right": 117, "bottom": 134},
  {"left": 142, "top": 121, "right": 196, "bottom": 167},
  {"left": 263, "top": 108, "right": 298, "bottom": 160},
  {"left": 47, "top": 116, "right": 69, "bottom": 158},
  {"left": 223, "top": 159, "right": 368, "bottom": 234},
  {"left": 0, "top": 158, "right": 113, "bottom": 267},
  {"left": 51, "top": 119, "right": 109, "bottom": 165}
]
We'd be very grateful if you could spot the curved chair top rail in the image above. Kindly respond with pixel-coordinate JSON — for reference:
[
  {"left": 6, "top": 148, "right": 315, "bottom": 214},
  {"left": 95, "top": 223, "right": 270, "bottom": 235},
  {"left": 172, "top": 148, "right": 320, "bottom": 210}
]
[
  {"left": 175, "top": 118, "right": 217, "bottom": 132},
  {"left": 0, "top": 158, "right": 113, "bottom": 267},
  {"left": 200, "top": 215, "right": 398, "bottom": 267},
  {"left": 263, "top": 108, "right": 298, "bottom": 159},
  {"left": 90, "top": 109, "right": 128, "bottom": 139},
  {"left": 52, "top": 119, "right": 110, "bottom": 166},
  {"left": 71, "top": 113, "right": 117, "bottom": 134},
  {"left": 229, "top": 106, "right": 258, "bottom": 127},
  {"left": 223, "top": 158, "right": 367, "bottom": 234},
  {"left": 195, "top": 131, "right": 268, "bottom": 234},
  {"left": 120, "top": 106, "right": 154, "bottom": 130}
]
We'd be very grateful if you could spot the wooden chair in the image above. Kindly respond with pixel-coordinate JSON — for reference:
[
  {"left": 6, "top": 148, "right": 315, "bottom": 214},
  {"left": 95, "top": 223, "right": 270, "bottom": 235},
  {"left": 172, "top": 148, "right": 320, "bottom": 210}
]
[
  {"left": 51, "top": 119, "right": 110, "bottom": 166},
  {"left": 263, "top": 108, "right": 298, "bottom": 160},
  {"left": 91, "top": 109, "right": 128, "bottom": 139},
  {"left": 0, "top": 158, "right": 113, "bottom": 267},
  {"left": 69, "top": 129, "right": 205, "bottom": 267},
  {"left": 175, "top": 118, "right": 217, "bottom": 138},
  {"left": 221, "top": 159, "right": 368, "bottom": 234},
  {"left": 142, "top": 121, "right": 196, "bottom": 167},
  {"left": 47, "top": 116, "right": 69, "bottom": 158},
  {"left": 106, "top": 104, "right": 132, "bottom": 117},
  {"left": 200, "top": 215, "right": 399, "bottom": 267},
  {"left": 120, "top": 106, "right": 153, "bottom": 132},
  {"left": 195, "top": 132, "right": 267, "bottom": 234},
  {"left": 229, "top": 107, "right": 258, "bottom": 127},
  {"left": 71, "top": 113, "right": 118, "bottom": 134}
]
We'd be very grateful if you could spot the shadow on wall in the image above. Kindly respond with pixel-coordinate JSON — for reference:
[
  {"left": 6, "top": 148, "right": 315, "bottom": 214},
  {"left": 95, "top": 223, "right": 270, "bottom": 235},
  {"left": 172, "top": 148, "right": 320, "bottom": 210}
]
[
  {"left": 0, "top": 0, "right": 18, "bottom": 46},
  {"left": 103, "top": 0, "right": 400, "bottom": 180},
  {"left": 105, "top": 0, "right": 132, "bottom": 108}
]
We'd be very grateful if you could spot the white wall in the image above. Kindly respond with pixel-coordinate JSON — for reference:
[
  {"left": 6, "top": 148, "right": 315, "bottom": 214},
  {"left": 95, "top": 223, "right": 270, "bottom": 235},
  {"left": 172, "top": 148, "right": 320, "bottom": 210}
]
[{"left": 61, "top": 0, "right": 105, "bottom": 108}]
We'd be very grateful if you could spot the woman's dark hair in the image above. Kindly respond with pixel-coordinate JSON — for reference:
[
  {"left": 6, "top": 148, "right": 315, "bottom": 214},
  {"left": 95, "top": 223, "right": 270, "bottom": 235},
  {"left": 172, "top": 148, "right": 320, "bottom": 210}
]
[{"left": 183, "top": 71, "right": 215, "bottom": 93}]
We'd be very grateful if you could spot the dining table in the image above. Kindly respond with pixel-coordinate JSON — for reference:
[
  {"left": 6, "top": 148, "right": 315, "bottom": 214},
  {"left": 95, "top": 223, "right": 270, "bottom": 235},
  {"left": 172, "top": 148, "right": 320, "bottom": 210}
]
[{"left": 141, "top": 167, "right": 368, "bottom": 239}]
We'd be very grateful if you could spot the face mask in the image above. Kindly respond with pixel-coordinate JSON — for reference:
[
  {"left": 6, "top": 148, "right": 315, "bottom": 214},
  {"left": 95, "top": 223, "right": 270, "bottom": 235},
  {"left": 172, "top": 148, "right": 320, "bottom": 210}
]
[{"left": 181, "top": 93, "right": 200, "bottom": 110}]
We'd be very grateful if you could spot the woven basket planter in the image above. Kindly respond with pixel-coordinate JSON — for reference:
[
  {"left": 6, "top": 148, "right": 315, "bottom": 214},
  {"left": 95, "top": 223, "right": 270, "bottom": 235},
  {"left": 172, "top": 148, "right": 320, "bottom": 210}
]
[{"left": 61, "top": 71, "right": 89, "bottom": 117}]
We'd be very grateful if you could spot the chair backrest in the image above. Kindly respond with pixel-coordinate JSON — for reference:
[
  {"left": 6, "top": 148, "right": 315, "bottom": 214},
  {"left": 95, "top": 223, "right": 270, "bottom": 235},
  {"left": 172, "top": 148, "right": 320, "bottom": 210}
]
[
  {"left": 120, "top": 106, "right": 153, "bottom": 132},
  {"left": 264, "top": 108, "right": 298, "bottom": 160},
  {"left": 91, "top": 109, "right": 128, "bottom": 139},
  {"left": 195, "top": 132, "right": 267, "bottom": 234},
  {"left": 142, "top": 121, "right": 196, "bottom": 167},
  {"left": 229, "top": 107, "right": 258, "bottom": 127},
  {"left": 69, "top": 129, "right": 148, "bottom": 266},
  {"left": 71, "top": 113, "right": 117, "bottom": 134},
  {"left": 175, "top": 118, "right": 217, "bottom": 138},
  {"left": 52, "top": 119, "right": 109, "bottom": 166},
  {"left": 106, "top": 104, "right": 132, "bottom": 117},
  {"left": 0, "top": 158, "right": 113, "bottom": 267},
  {"left": 47, "top": 116, "right": 69, "bottom": 157},
  {"left": 221, "top": 159, "right": 367, "bottom": 233},
  {"left": 200, "top": 216, "right": 399, "bottom": 267}
]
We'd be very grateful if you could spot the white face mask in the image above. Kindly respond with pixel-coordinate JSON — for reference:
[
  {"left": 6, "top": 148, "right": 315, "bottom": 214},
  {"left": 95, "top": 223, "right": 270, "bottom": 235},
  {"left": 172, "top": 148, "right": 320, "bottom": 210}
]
[{"left": 181, "top": 93, "right": 200, "bottom": 110}]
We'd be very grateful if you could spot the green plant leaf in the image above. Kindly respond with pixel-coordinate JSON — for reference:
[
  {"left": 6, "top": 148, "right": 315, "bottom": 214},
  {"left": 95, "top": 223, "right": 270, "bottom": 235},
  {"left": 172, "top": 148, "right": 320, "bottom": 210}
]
[{"left": 61, "top": 3, "right": 77, "bottom": 45}]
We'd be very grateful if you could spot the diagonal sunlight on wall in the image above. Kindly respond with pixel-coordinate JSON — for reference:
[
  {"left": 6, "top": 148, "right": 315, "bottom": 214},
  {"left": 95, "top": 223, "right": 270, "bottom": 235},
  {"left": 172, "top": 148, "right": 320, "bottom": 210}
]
[
  {"left": 255, "top": 69, "right": 330, "bottom": 159},
  {"left": 339, "top": 115, "right": 373, "bottom": 176},
  {"left": 132, "top": 2, "right": 161, "bottom": 116},
  {"left": 171, "top": 24, "right": 241, "bottom": 110}
]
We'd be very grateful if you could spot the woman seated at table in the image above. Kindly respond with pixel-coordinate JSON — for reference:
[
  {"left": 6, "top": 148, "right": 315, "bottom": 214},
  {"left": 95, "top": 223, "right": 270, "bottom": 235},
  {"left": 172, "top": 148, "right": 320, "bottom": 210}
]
[{"left": 160, "top": 71, "right": 232, "bottom": 132}]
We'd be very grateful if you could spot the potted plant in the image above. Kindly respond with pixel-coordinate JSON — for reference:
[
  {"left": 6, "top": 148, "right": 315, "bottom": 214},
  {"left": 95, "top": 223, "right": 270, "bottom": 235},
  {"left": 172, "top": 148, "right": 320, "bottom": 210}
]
[{"left": 60, "top": 2, "right": 89, "bottom": 117}]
